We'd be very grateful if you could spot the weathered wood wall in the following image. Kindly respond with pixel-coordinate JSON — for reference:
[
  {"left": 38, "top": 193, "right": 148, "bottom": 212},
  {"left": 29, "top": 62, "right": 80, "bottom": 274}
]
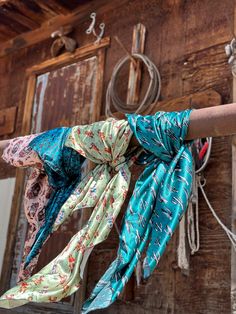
[{"left": 0, "top": 0, "right": 234, "bottom": 313}]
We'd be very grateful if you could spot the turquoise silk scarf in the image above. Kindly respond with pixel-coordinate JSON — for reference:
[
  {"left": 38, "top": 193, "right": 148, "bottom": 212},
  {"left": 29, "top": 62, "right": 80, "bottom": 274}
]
[{"left": 82, "top": 110, "right": 193, "bottom": 313}]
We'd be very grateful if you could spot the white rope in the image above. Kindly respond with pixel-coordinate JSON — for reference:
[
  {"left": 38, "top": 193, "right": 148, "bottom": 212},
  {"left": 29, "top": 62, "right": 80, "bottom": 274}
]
[
  {"left": 187, "top": 137, "right": 212, "bottom": 256},
  {"left": 177, "top": 212, "right": 189, "bottom": 271},
  {"left": 135, "top": 260, "right": 142, "bottom": 286},
  {"left": 187, "top": 170, "right": 200, "bottom": 254},
  {"left": 105, "top": 53, "right": 161, "bottom": 117},
  {"left": 178, "top": 139, "right": 212, "bottom": 271},
  {"left": 198, "top": 177, "right": 236, "bottom": 251},
  {"left": 195, "top": 137, "right": 213, "bottom": 174}
]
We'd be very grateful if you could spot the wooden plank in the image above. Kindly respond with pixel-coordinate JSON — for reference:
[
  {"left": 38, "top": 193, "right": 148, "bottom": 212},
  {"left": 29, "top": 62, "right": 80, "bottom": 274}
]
[
  {"left": 36, "top": 0, "right": 71, "bottom": 15},
  {"left": 126, "top": 23, "right": 146, "bottom": 106},
  {"left": 1, "top": 3, "right": 40, "bottom": 29},
  {"left": 182, "top": 0, "right": 233, "bottom": 55},
  {"left": 232, "top": 3, "right": 236, "bottom": 311},
  {"left": 232, "top": 136, "right": 236, "bottom": 313},
  {"left": 9, "top": 1, "right": 51, "bottom": 25},
  {"left": 21, "top": 75, "right": 36, "bottom": 134},
  {"left": 0, "top": 106, "right": 17, "bottom": 136},
  {"left": 102, "top": 89, "right": 222, "bottom": 120},
  {"left": 0, "top": 10, "right": 31, "bottom": 34},
  {"left": 0, "top": 0, "right": 127, "bottom": 58},
  {"left": 26, "top": 37, "right": 110, "bottom": 75},
  {"left": 73, "top": 48, "right": 107, "bottom": 313},
  {"left": 0, "top": 75, "right": 36, "bottom": 293},
  {"left": 0, "top": 1, "right": 233, "bottom": 313},
  {"left": 92, "top": 48, "right": 106, "bottom": 121},
  {"left": 173, "top": 1, "right": 232, "bottom": 313},
  {"left": 0, "top": 41, "right": 108, "bottom": 313},
  {"left": 150, "top": 89, "right": 222, "bottom": 112}
]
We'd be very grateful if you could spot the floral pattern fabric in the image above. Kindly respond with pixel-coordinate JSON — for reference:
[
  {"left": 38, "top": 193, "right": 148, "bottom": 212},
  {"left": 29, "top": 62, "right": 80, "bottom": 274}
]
[
  {"left": 0, "top": 118, "right": 139, "bottom": 309},
  {"left": 2, "top": 134, "right": 52, "bottom": 282},
  {"left": 82, "top": 110, "right": 193, "bottom": 313},
  {"left": 23, "top": 127, "right": 85, "bottom": 270}
]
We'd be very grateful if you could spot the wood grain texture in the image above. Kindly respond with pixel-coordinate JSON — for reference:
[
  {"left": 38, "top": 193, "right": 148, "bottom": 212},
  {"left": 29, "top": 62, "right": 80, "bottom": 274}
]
[
  {"left": 0, "top": 0, "right": 89, "bottom": 45},
  {"left": 0, "top": 0, "right": 234, "bottom": 313},
  {"left": 126, "top": 23, "right": 146, "bottom": 106},
  {"left": 0, "top": 106, "right": 17, "bottom": 136},
  {"left": 0, "top": 41, "right": 108, "bottom": 314},
  {"left": 0, "top": 0, "right": 125, "bottom": 58}
]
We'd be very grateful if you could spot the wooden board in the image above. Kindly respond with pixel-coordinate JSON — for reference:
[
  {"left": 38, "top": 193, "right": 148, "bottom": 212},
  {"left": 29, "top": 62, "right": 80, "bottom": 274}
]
[
  {"left": 0, "top": 0, "right": 234, "bottom": 313},
  {"left": 0, "top": 40, "right": 108, "bottom": 314},
  {"left": 0, "top": 0, "right": 126, "bottom": 58},
  {"left": 0, "top": 106, "right": 17, "bottom": 136}
]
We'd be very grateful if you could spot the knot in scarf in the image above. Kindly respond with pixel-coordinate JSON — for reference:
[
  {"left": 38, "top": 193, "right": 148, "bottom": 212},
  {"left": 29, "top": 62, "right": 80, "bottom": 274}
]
[
  {"left": 0, "top": 118, "right": 139, "bottom": 309},
  {"left": 128, "top": 111, "right": 189, "bottom": 163},
  {"left": 82, "top": 109, "right": 193, "bottom": 314}
]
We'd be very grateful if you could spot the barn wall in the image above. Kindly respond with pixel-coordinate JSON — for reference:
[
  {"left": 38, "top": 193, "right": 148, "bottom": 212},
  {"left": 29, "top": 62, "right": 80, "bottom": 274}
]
[
  {"left": 0, "top": 0, "right": 234, "bottom": 313},
  {"left": 0, "top": 178, "right": 15, "bottom": 273}
]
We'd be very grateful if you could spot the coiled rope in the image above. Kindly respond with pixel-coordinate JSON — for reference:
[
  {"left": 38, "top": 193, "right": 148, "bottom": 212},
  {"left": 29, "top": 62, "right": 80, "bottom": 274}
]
[{"left": 105, "top": 53, "right": 161, "bottom": 117}]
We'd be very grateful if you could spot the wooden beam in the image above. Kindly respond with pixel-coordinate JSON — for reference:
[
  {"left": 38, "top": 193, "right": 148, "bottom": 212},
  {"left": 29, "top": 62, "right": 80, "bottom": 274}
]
[
  {"left": 0, "top": 0, "right": 128, "bottom": 58},
  {"left": 37, "top": 0, "right": 70, "bottom": 16},
  {"left": 0, "top": 106, "right": 17, "bottom": 136},
  {"left": 26, "top": 37, "right": 110, "bottom": 75},
  {"left": 0, "top": 40, "right": 110, "bottom": 306},
  {"left": 231, "top": 1, "right": 236, "bottom": 309},
  {"left": 36, "top": 0, "right": 71, "bottom": 16},
  {"left": 126, "top": 23, "right": 146, "bottom": 106},
  {"left": 103, "top": 89, "right": 221, "bottom": 119},
  {"left": 8, "top": 1, "right": 50, "bottom": 25},
  {"left": 1, "top": 4, "right": 40, "bottom": 29},
  {"left": 129, "top": 99, "right": 236, "bottom": 146}
]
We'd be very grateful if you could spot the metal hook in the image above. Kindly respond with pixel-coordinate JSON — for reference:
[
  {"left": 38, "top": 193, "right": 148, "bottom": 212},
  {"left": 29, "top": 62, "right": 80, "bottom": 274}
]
[
  {"left": 86, "top": 12, "right": 96, "bottom": 35},
  {"left": 86, "top": 12, "right": 105, "bottom": 43}
]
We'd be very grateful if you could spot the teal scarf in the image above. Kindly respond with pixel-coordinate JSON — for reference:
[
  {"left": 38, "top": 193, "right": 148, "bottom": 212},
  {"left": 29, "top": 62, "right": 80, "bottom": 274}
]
[
  {"left": 82, "top": 110, "right": 193, "bottom": 313},
  {"left": 24, "top": 127, "right": 85, "bottom": 268}
]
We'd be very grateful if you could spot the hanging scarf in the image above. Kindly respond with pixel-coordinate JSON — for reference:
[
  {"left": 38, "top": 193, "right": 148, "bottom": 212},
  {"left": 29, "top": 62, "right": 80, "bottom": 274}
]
[
  {"left": 1, "top": 134, "right": 53, "bottom": 281},
  {"left": 0, "top": 118, "right": 138, "bottom": 309},
  {"left": 23, "top": 127, "right": 85, "bottom": 270},
  {"left": 82, "top": 110, "right": 193, "bottom": 313}
]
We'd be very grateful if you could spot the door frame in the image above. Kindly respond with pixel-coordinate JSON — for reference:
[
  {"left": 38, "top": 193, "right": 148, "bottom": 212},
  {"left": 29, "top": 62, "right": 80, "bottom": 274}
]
[{"left": 0, "top": 37, "right": 110, "bottom": 314}]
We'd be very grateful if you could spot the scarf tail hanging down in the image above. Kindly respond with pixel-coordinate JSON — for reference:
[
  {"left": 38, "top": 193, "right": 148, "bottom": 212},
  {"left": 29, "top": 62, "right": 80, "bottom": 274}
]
[
  {"left": 1, "top": 133, "right": 54, "bottom": 281},
  {"left": 82, "top": 110, "right": 193, "bottom": 313},
  {"left": 0, "top": 118, "right": 139, "bottom": 309},
  {"left": 22, "top": 128, "right": 84, "bottom": 272}
]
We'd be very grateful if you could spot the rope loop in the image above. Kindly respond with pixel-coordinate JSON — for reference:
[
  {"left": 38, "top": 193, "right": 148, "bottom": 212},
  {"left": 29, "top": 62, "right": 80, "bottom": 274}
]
[{"left": 105, "top": 53, "right": 161, "bottom": 117}]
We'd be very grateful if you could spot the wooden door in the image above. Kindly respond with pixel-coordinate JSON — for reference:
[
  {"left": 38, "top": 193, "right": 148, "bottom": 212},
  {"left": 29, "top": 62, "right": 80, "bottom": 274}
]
[{"left": 0, "top": 38, "right": 109, "bottom": 314}]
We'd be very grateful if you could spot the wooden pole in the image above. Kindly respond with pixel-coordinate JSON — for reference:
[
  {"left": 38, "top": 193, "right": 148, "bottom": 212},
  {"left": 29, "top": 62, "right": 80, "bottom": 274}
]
[
  {"left": 186, "top": 103, "right": 236, "bottom": 139},
  {"left": 129, "top": 103, "right": 236, "bottom": 146},
  {"left": 126, "top": 23, "right": 146, "bottom": 106},
  {"left": 2, "top": 103, "right": 236, "bottom": 154}
]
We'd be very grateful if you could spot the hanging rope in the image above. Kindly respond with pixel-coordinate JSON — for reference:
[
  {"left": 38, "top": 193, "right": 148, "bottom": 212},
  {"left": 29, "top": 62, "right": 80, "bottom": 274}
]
[
  {"left": 187, "top": 170, "right": 200, "bottom": 255},
  {"left": 186, "top": 139, "right": 210, "bottom": 254},
  {"left": 177, "top": 212, "right": 189, "bottom": 271},
  {"left": 187, "top": 137, "right": 213, "bottom": 255},
  {"left": 105, "top": 53, "right": 161, "bottom": 117},
  {"left": 178, "top": 136, "right": 236, "bottom": 273},
  {"left": 178, "top": 137, "right": 212, "bottom": 271},
  {"left": 198, "top": 177, "right": 236, "bottom": 251}
]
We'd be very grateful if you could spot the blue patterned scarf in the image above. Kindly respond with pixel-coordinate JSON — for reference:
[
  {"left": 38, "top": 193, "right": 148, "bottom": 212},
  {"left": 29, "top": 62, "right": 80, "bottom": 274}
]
[
  {"left": 24, "top": 127, "right": 85, "bottom": 268},
  {"left": 82, "top": 110, "right": 193, "bottom": 313}
]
